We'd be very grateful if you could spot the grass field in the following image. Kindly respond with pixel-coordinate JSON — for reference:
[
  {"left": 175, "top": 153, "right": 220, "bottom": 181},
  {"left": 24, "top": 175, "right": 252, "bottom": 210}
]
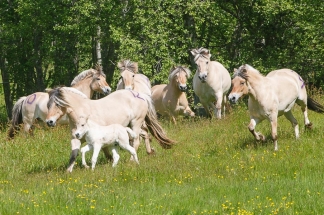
[{"left": 1, "top": 99, "right": 324, "bottom": 214}]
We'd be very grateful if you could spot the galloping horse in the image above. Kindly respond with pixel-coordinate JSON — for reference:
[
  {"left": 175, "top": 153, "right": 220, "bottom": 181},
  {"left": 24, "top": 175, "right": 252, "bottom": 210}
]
[
  {"left": 151, "top": 66, "right": 195, "bottom": 124},
  {"left": 116, "top": 59, "right": 153, "bottom": 154},
  {"left": 46, "top": 87, "right": 174, "bottom": 172},
  {"left": 8, "top": 68, "right": 111, "bottom": 139},
  {"left": 191, "top": 47, "right": 231, "bottom": 119},
  {"left": 75, "top": 116, "right": 139, "bottom": 170},
  {"left": 232, "top": 64, "right": 324, "bottom": 150}
]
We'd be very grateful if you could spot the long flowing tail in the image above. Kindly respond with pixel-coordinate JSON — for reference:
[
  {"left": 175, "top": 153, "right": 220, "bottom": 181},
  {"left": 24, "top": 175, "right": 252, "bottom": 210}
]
[
  {"left": 7, "top": 96, "right": 26, "bottom": 139},
  {"left": 307, "top": 97, "right": 324, "bottom": 113},
  {"left": 143, "top": 95, "right": 175, "bottom": 149}
]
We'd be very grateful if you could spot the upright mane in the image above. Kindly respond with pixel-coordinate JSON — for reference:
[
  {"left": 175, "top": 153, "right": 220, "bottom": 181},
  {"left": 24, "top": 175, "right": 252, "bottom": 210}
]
[
  {"left": 168, "top": 66, "right": 191, "bottom": 82},
  {"left": 191, "top": 47, "right": 211, "bottom": 62},
  {"left": 236, "top": 64, "right": 261, "bottom": 80},
  {"left": 118, "top": 60, "right": 138, "bottom": 74},
  {"left": 70, "top": 68, "right": 106, "bottom": 86},
  {"left": 47, "top": 87, "right": 88, "bottom": 108}
]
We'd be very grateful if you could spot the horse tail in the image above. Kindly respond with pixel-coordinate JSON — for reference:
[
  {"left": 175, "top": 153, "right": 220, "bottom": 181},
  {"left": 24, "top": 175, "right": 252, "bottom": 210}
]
[
  {"left": 8, "top": 96, "right": 26, "bottom": 139},
  {"left": 125, "top": 127, "right": 137, "bottom": 139},
  {"left": 143, "top": 94, "right": 175, "bottom": 149},
  {"left": 307, "top": 97, "right": 324, "bottom": 113}
]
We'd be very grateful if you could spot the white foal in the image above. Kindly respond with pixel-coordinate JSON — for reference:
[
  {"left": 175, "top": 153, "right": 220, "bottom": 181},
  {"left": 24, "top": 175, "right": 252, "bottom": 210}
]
[{"left": 74, "top": 116, "right": 139, "bottom": 170}]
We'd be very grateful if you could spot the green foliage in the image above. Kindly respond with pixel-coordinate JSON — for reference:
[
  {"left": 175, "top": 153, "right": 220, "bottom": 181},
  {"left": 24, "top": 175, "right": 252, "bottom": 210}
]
[
  {"left": 1, "top": 102, "right": 324, "bottom": 214},
  {"left": 1, "top": 0, "right": 324, "bottom": 119}
]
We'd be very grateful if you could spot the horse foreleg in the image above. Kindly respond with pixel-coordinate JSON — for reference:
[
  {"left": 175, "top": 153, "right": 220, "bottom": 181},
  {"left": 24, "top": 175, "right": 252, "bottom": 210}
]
[
  {"left": 270, "top": 119, "right": 278, "bottom": 151},
  {"left": 284, "top": 111, "right": 299, "bottom": 139},
  {"left": 248, "top": 118, "right": 265, "bottom": 141},
  {"left": 67, "top": 138, "right": 81, "bottom": 173},
  {"left": 91, "top": 143, "right": 101, "bottom": 170},
  {"left": 215, "top": 92, "right": 223, "bottom": 119},
  {"left": 80, "top": 144, "right": 93, "bottom": 169}
]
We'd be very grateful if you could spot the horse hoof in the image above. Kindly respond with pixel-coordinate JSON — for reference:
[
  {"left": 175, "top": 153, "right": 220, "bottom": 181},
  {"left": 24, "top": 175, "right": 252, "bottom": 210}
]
[{"left": 147, "top": 148, "right": 155, "bottom": 155}]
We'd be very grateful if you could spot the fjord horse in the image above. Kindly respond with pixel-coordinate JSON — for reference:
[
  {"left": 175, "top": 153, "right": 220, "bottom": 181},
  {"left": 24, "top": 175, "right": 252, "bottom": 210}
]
[
  {"left": 151, "top": 66, "right": 195, "bottom": 124},
  {"left": 115, "top": 59, "right": 153, "bottom": 154},
  {"left": 8, "top": 68, "right": 111, "bottom": 139},
  {"left": 191, "top": 47, "right": 231, "bottom": 119},
  {"left": 46, "top": 87, "right": 174, "bottom": 172},
  {"left": 233, "top": 64, "right": 324, "bottom": 150}
]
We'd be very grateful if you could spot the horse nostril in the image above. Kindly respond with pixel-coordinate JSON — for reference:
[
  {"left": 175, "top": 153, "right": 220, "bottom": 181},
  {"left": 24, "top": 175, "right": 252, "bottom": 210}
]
[{"left": 76, "top": 133, "right": 79, "bottom": 138}]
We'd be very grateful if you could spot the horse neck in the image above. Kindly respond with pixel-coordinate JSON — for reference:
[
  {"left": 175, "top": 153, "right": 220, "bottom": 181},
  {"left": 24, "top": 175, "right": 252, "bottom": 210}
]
[
  {"left": 71, "top": 78, "right": 93, "bottom": 98},
  {"left": 167, "top": 78, "right": 182, "bottom": 97},
  {"left": 245, "top": 73, "right": 265, "bottom": 99}
]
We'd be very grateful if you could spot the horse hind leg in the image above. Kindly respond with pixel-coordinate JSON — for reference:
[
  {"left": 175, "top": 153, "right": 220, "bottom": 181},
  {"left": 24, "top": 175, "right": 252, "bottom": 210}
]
[
  {"left": 298, "top": 100, "right": 312, "bottom": 129},
  {"left": 80, "top": 144, "right": 93, "bottom": 169},
  {"left": 111, "top": 147, "right": 120, "bottom": 167},
  {"left": 119, "top": 141, "right": 140, "bottom": 165},
  {"left": 284, "top": 110, "right": 299, "bottom": 139},
  {"left": 140, "top": 123, "right": 155, "bottom": 155}
]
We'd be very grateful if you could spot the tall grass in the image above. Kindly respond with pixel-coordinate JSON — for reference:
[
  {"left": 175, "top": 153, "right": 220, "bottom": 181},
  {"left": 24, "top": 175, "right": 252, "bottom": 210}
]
[{"left": 1, "top": 100, "right": 324, "bottom": 214}]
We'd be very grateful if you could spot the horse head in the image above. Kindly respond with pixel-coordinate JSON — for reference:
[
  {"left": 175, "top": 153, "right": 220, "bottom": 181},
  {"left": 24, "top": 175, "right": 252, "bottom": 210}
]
[
  {"left": 74, "top": 115, "right": 90, "bottom": 139},
  {"left": 118, "top": 60, "right": 138, "bottom": 91},
  {"left": 228, "top": 68, "right": 249, "bottom": 103},
  {"left": 90, "top": 68, "right": 111, "bottom": 95},
  {"left": 169, "top": 66, "right": 191, "bottom": 92},
  {"left": 46, "top": 87, "right": 68, "bottom": 127},
  {"left": 191, "top": 47, "right": 211, "bottom": 83}
]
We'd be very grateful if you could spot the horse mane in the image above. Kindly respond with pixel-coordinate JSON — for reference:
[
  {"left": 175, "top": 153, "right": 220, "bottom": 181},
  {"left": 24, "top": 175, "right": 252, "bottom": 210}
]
[
  {"left": 47, "top": 87, "right": 87, "bottom": 108},
  {"left": 236, "top": 64, "right": 261, "bottom": 80},
  {"left": 117, "top": 60, "right": 138, "bottom": 74},
  {"left": 70, "top": 68, "right": 106, "bottom": 86},
  {"left": 191, "top": 47, "right": 211, "bottom": 61},
  {"left": 168, "top": 66, "right": 191, "bottom": 82}
]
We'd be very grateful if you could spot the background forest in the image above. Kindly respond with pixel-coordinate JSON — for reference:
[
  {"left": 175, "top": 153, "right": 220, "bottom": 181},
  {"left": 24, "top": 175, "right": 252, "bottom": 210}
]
[{"left": 1, "top": 0, "right": 324, "bottom": 120}]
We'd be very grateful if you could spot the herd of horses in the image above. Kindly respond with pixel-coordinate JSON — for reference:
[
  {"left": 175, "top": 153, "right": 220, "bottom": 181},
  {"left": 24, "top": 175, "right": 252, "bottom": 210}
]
[{"left": 7, "top": 48, "right": 324, "bottom": 171}]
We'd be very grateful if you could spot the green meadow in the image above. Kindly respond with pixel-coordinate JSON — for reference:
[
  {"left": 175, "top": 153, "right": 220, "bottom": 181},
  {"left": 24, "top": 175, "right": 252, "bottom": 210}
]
[{"left": 1, "top": 98, "right": 324, "bottom": 215}]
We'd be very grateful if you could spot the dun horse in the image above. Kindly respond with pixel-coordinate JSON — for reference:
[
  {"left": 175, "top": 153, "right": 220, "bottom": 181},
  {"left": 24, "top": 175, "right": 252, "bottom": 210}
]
[
  {"left": 151, "top": 66, "right": 195, "bottom": 124},
  {"left": 8, "top": 68, "right": 111, "bottom": 139},
  {"left": 46, "top": 87, "right": 174, "bottom": 172},
  {"left": 74, "top": 116, "right": 139, "bottom": 170},
  {"left": 232, "top": 64, "right": 324, "bottom": 150},
  {"left": 115, "top": 59, "right": 153, "bottom": 154},
  {"left": 191, "top": 47, "right": 231, "bottom": 119}
]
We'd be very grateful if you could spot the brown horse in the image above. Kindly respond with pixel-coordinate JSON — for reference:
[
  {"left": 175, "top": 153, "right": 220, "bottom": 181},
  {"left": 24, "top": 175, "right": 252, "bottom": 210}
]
[
  {"left": 232, "top": 64, "right": 324, "bottom": 150},
  {"left": 151, "top": 66, "right": 195, "bottom": 124},
  {"left": 8, "top": 68, "right": 111, "bottom": 139},
  {"left": 46, "top": 87, "right": 174, "bottom": 172}
]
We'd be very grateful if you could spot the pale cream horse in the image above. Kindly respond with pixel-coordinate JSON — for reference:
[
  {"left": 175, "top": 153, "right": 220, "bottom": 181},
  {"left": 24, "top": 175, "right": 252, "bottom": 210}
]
[
  {"left": 191, "top": 47, "right": 231, "bottom": 119},
  {"left": 46, "top": 87, "right": 174, "bottom": 172},
  {"left": 8, "top": 68, "right": 111, "bottom": 139},
  {"left": 151, "top": 66, "right": 195, "bottom": 124},
  {"left": 116, "top": 59, "right": 153, "bottom": 154},
  {"left": 74, "top": 116, "right": 139, "bottom": 170},
  {"left": 232, "top": 64, "right": 324, "bottom": 150}
]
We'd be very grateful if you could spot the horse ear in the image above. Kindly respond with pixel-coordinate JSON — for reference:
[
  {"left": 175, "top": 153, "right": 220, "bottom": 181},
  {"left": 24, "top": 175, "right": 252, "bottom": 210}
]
[
  {"left": 133, "top": 62, "right": 139, "bottom": 74},
  {"left": 117, "top": 62, "right": 124, "bottom": 71},
  {"left": 190, "top": 49, "right": 196, "bottom": 56}
]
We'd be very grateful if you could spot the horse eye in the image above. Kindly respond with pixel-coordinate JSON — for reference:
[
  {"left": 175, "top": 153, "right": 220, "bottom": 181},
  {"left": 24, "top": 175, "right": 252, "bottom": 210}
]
[
  {"left": 96, "top": 78, "right": 100, "bottom": 80},
  {"left": 206, "top": 62, "right": 209, "bottom": 64},
  {"left": 132, "top": 74, "right": 135, "bottom": 77}
]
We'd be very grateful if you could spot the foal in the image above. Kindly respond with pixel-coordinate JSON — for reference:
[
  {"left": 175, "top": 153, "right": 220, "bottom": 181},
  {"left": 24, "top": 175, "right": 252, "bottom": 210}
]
[{"left": 74, "top": 116, "right": 139, "bottom": 170}]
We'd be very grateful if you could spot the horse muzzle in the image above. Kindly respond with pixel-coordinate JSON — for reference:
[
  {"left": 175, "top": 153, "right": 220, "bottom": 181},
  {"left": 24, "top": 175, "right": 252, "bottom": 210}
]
[
  {"left": 103, "top": 87, "right": 111, "bottom": 95},
  {"left": 179, "top": 85, "right": 187, "bottom": 92},
  {"left": 75, "top": 133, "right": 81, "bottom": 139},
  {"left": 198, "top": 74, "right": 207, "bottom": 83},
  {"left": 228, "top": 94, "right": 239, "bottom": 104},
  {"left": 46, "top": 119, "right": 56, "bottom": 127}
]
